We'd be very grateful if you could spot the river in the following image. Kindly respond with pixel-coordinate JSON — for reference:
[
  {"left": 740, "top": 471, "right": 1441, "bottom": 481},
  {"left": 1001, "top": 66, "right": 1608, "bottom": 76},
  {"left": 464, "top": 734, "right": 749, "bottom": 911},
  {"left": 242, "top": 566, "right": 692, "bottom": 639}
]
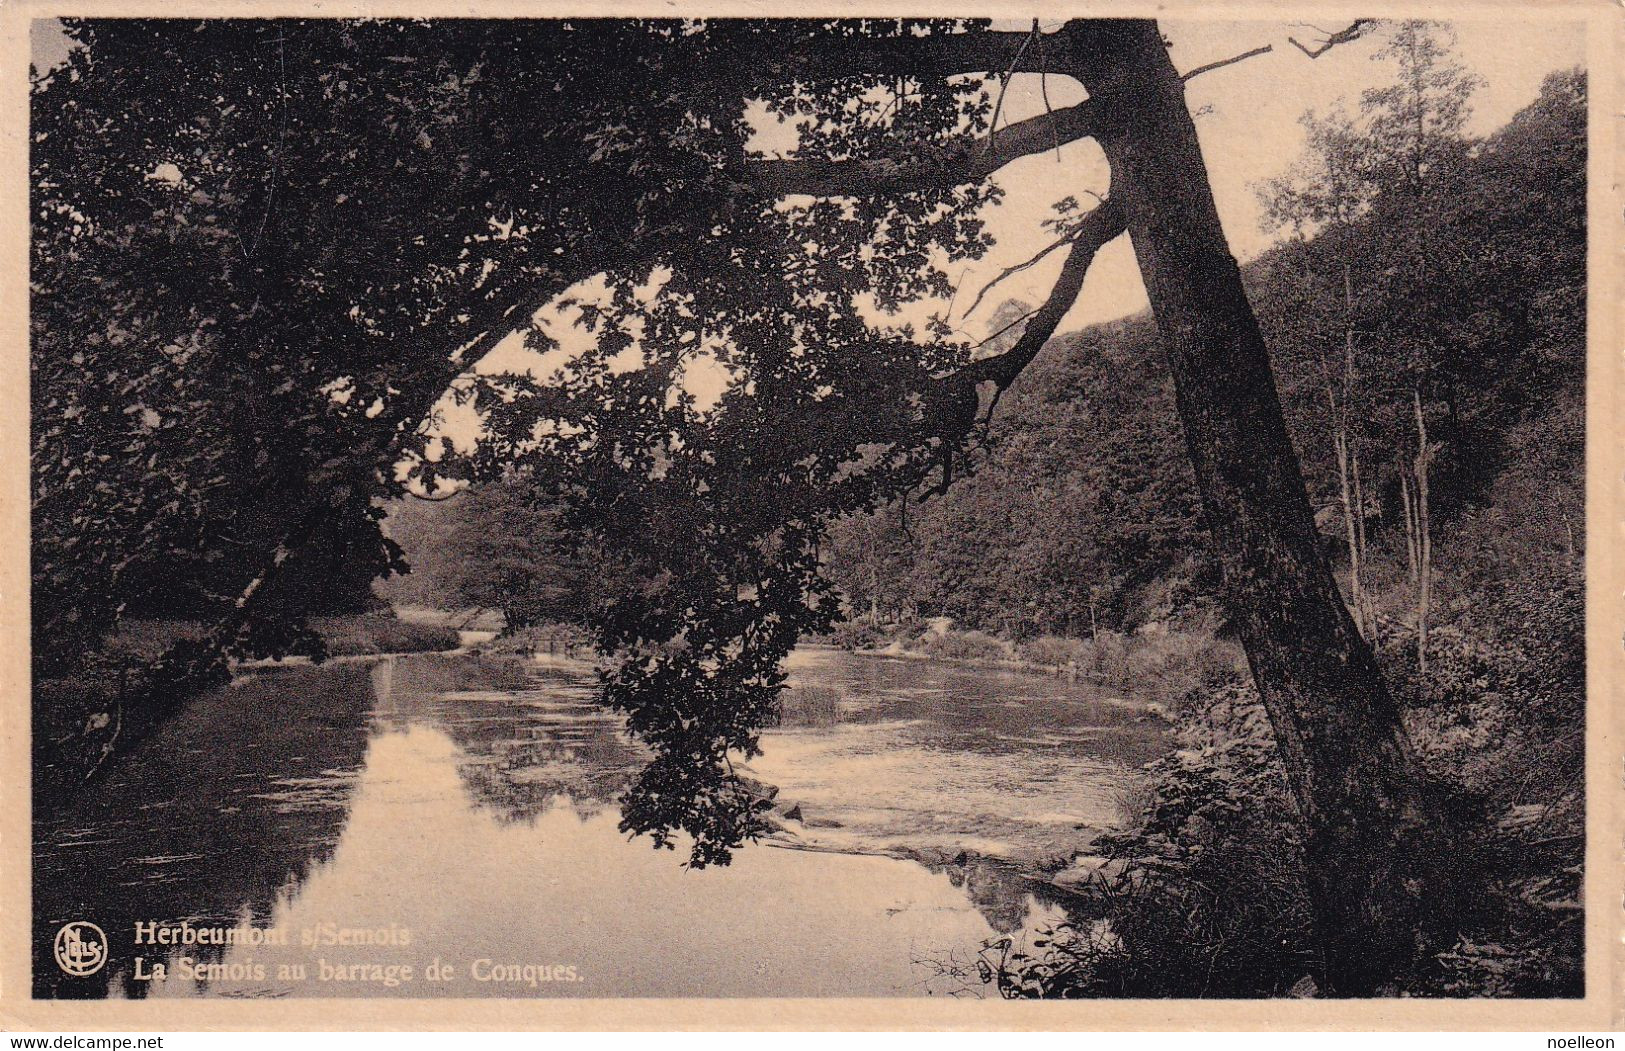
[{"left": 33, "top": 647, "right": 1169, "bottom": 999}]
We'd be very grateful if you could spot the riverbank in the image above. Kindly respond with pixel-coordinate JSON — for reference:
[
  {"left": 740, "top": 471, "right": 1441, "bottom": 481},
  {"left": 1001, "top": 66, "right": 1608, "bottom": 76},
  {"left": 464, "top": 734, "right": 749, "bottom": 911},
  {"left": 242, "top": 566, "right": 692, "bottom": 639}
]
[
  {"left": 33, "top": 613, "right": 462, "bottom": 799},
  {"left": 924, "top": 608, "right": 1587, "bottom": 998},
  {"left": 829, "top": 622, "right": 1244, "bottom": 721},
  {"left": 72, "top": 612, "right": 462, "bottom": 667}
]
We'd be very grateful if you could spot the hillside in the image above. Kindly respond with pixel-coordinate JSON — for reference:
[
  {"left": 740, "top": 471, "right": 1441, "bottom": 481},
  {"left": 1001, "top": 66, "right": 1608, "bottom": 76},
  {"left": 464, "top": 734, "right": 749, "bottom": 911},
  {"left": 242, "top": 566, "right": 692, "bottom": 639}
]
[{"left": 823, "top": 68, "right": 1585, "bottom": 649}]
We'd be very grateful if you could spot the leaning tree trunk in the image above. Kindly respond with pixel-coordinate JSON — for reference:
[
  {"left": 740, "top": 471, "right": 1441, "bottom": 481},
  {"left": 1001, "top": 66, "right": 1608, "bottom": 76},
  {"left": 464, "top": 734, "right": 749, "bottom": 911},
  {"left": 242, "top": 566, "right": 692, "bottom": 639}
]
[{"left": 1071, "top": 21, "right": 1435, "bottom": 995}]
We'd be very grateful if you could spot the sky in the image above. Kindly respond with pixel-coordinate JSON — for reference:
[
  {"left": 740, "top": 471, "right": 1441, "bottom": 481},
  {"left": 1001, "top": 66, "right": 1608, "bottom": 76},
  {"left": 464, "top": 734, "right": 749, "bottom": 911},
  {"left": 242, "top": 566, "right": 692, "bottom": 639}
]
[
  {"left": 32, "top": 16, "right": 1588, "bottom": 422},
  {"left": 948, "top": 17, "right": 1587, "bottom": 336}
]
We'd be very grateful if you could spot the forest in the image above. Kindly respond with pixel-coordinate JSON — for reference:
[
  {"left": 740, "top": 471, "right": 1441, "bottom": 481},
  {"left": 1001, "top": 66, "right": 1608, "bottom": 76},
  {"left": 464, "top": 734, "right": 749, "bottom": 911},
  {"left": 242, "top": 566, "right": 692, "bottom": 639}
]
[
  {"left": 30, "top": 17, "right": 1585, "bottom": 999},
  {"left": 826, "top": 61, "right": 1584, "bottom": 648}
]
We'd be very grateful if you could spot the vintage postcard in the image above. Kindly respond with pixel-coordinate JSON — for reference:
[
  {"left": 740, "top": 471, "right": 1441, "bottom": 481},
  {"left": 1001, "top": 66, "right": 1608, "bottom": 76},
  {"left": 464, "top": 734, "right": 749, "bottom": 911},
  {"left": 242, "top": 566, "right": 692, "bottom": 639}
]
[{"left": 0, "top": 0, "right": 1620, "bottom": 1032}]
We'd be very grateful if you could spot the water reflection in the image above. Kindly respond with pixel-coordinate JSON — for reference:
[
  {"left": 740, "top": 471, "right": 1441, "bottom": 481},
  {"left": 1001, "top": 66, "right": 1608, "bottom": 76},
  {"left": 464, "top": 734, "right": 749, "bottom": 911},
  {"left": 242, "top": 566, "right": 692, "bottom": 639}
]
[
  {"left": 34, "top": 649, "right": 1163, "bottom": 998},
  {"left": 33, "top": 664, "right": 376, "bottom": 999},
  {"left": 371, "top": 656, "right": 645, "bottom": 821}
]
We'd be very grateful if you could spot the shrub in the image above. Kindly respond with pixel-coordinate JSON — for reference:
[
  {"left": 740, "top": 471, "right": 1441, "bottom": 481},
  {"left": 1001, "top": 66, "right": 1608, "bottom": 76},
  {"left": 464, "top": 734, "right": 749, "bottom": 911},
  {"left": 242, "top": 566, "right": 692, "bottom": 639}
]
[
  {"left": 310, "top": 614, "right": 460, "bottom": 656},
  {"left": 1106, "top": 770, "right": 1157, "bottom": 828},
  {"left": 1042, "top": 629, "right": 1243, "bottom": 713},
  {"left": 826, "top": 620, "right": 889, "bottom": 651},
  {"left": 485, "top": 622, "right": 593, "bottom": 657},
  {"left": 97, "top": 618, "right": 206, "bottom": 665},
  {"left": 915, "top": 629, "right": 1011, "bottom": 662},
  {"left": 1078, "top": 630, "right": 1132, "bottom": 684},
  {"left": 1127, "top": 633, "right": 1246, "bottom": 714},
  {"left": 985, "top": 700, "right": 1317, "bottom": 998},
  {"left": 1018, "top": 635, "right": 1090, "bottom": 668},
  {"left": 985, "top": 644, "right": 1582, "bottom": 999}
]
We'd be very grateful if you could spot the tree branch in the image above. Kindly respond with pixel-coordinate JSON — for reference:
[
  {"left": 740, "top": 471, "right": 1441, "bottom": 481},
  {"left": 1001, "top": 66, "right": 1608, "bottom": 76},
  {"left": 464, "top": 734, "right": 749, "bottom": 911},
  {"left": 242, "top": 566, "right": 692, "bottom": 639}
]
[
  {"left": 905, "top": 198, "right": 1125, "bottom": 498},
  {"left": 961, "top": 197, "right": 1126, "bottom": 390},
  {"left": 405, "top": 483, "right": 463, "bottom": 501},
  {"left": 1180, "top": 44, "right": 1273, "bottom": 82},
  {"left": 1288, "top": 20, "right": 1377, "bottom": 59},
  {"left": 960, "top": 227, "right": 1076, "bottom": 320},
  {"left": 741, "top": 98, "right": 1103, "bottom": 198},
  {"left": 986, "top": 21, "right": 1042, "bottom": 149}
]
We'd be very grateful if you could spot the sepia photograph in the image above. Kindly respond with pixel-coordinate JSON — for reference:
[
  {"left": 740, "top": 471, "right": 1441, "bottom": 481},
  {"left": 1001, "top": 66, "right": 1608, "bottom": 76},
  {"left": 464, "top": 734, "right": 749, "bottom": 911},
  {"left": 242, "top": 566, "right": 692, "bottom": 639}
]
[{"left": 5, "top": 3, "right": 1618, "bottom": 1028}]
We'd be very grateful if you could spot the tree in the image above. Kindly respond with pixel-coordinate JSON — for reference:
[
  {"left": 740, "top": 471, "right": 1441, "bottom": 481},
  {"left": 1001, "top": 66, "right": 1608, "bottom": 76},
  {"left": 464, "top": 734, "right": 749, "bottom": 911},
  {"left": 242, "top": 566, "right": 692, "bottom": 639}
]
[
  {"left": 1259, "top": 111, "right": 1383, "bottom": 639},
  {"left": 1365, "top": 23, "right": 1482, "bottom": 673},
  {"left": 1060, "top": 22, "right": 1432, "bottom": 992},
  {"left": 1259, "top": 22, "right": 1488, "bottom": 675},
  {"left": 823, "top": 510, "right": 916, "bottom": 626},
  {"left": 35, "top": 17, "right": 1437, "bottom": 992},
  {"left": 379, "top": 473, "right": 604, "bottom": 630}
]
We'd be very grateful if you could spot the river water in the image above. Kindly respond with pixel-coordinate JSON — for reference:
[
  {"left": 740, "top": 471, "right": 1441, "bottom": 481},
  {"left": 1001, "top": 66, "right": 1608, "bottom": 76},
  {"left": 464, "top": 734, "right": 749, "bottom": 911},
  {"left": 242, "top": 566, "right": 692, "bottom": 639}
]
[{"left": 33, "top": 647, "right": 1168, "bottom": 999}]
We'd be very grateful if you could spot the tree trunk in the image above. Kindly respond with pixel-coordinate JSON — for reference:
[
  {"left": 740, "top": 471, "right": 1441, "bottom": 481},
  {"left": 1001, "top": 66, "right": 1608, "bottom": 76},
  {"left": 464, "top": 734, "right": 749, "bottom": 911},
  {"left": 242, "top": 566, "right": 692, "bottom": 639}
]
[
  {"left": 1401, "top": 468, "right": 1420, "bottom": 584},
  {"left": 1339, "top": 263, "right": 1368, "bottom": 640},
  {"left": 1412, "top": 388, "right": 1434, "bottom": 675},
  {"left": 1332, "top": 415, "right": 1364, "bottom": 639},
  {"left": 866, "top": 521, "right": 883, "bottom": 626},
  {"left": 1072, "top": 20, "right": 1432, "bottom": 995},
  {"left": 1351, "top": 444, "right": 1376, "bottom": 643}
]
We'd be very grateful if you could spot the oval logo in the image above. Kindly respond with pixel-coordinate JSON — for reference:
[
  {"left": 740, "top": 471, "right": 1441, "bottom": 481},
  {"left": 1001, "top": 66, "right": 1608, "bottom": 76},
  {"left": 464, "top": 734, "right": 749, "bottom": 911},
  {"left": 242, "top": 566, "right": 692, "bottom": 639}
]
[{"left": 53, "top": 921, "right": 107, "bottom": 977}]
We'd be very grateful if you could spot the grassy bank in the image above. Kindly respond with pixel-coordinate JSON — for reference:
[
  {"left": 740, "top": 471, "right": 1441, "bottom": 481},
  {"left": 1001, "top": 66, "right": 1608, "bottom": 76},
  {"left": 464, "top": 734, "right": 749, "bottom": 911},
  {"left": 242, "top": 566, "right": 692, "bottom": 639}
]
[
  {"left": 476, "top": 622, "right": 594, "bottom": 659},
  {"left": 80, "top": 612, "right": 461, "bottom": 667},
  {"left": 307, "top": 614, "right": 462, "bottom": 658}
]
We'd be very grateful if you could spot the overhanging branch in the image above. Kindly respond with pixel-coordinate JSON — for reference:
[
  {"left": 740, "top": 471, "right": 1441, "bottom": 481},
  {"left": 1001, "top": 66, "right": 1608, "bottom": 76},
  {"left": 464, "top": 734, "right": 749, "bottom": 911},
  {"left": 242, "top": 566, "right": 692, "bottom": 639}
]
[
  {"left": 905, "top": 197, "right": 1126, "bottom": 498},
  {"left": 1180, "top": 44, "right": 1273, "bottom": 82},
  {"left": 1288, "top": 20, "right": 1377, "bottom": 59},
  {"left": 741, "top": 98, "right": 1103, "bottom": 198},
  {"left": 962, "top": 196, "right": 1126, "bottom": 390},
  {"left": 960, "top": 227, "right": 1077, "bottom": 320}
]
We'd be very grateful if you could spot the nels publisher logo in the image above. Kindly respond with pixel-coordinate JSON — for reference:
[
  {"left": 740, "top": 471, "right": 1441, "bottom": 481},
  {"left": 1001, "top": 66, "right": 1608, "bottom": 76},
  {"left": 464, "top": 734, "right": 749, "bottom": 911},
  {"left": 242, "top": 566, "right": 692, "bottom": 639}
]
[{"left": 53, "top": 921, "right": 108, "bottom": 977}]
